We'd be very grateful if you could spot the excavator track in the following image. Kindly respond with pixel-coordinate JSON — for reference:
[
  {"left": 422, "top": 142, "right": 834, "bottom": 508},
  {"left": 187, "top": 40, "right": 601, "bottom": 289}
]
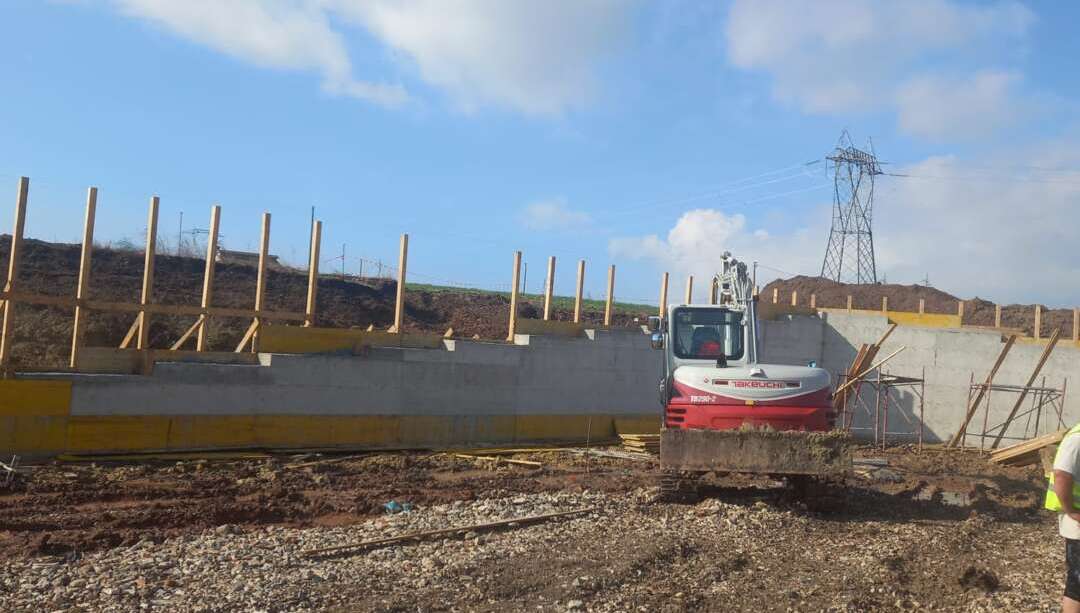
[
  {"left": 783, "top": 475, "right": 850, "bottom": 512},
  {"left": 658, "top": 470, "right": 698, "bottom": 503}
]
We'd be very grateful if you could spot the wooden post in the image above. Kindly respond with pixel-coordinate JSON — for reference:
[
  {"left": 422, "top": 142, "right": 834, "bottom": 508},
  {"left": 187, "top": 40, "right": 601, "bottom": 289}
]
[
  {"left": 881, "top": 296, "right": 888, "bottom": 313},
  {"left": 137, "top": 197, "right": 159, "bottom": 350},
  {"left": 604, "top": 265, "right": 615, "bottom": 326},
  {"left": 957, "top": 300, "right": 965, "bottom": 320},
  {"left": 392, "top": 233, "right": 408, "bottom": 333},
  {"left": 791, "top": 290, "right": 798, "bottom": 307},
  {"left": 918, "top": 298, "right": 925, "bottom": 315},
  {"left": 249, "top": 212, "right": 271, "bottom": 352},
  {"left": 846, "top": 295, "right": 853, "bottom": 313},
  {"left": 810, "top": 294, "right": 817, "bottom": 309},
  {"left": 772, "top": 288, "right": 778, "bottom": 304},
  {"left": 507, "top": 251, "right": 522, "bottom": 341},
  {"left": 304, "top": 220, "right": 322, "bottom": 327},
  {"left": 69, "top": 187, "right": 98, "bottom": 368},
  {"left": 1073, "top": 308, "right": 1079, "bottom": 342},
  {"left": 542, "top": 256, "right": 555, "bottom": 321},
  {"left": 573, "top": 259, "right": 584, "bottom": 324},
  {"left": 658, "top": 272, "right": 669, "bottom": 317},
  {"left": 685, "top": 275, "right": 693, "bottom": 304},
  {"left": 995, "top": 304, "right": 1002, "bottom": 329},
  {"left": 0, "top": 177, "right": 28, "bottom": 369},
  {"left": 1034, "top": 305, "right": 1042, "bottom": 340},
  {"left": 195, "top": 205, "right": 221, "bottom": 351}
]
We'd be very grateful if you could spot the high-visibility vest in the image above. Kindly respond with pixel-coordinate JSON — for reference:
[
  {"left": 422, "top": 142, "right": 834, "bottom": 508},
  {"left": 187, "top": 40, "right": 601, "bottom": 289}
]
[{"left": 1045, "top": 424, "right": 1080, "bottom": 512}]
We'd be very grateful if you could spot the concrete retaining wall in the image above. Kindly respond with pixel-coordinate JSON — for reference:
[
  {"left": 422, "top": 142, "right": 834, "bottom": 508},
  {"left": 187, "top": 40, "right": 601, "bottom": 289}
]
[
  {"left": 5, "top": 329, "right": 662, "bottom": 456},
  {"left": 762, "top": 312, "right": 1080, "bottom": 445},
  {"left": 6, "top": 311, "right": 1078, "bottom": 457}
]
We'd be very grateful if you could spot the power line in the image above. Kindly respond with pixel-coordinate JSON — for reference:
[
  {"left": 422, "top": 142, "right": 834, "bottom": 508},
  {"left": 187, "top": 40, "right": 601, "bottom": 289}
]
[
  {"left": 614, "top": 160, "right": 822, "bottom": 215},
  {"left": 885, "top": 171, "right": 1080, "bottom": 186}
]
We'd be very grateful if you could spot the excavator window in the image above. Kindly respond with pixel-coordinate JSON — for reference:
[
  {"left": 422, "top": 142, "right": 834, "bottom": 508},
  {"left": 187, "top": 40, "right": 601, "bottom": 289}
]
[{"left": 671, "top": 308, "right": 744, "bottom": 361}]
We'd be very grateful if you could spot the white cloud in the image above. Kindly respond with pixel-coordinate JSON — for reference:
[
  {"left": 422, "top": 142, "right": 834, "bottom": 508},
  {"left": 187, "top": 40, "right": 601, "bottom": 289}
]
[
  {"left": 723, "top": 0, "right": 1037, "bottom": 137},
  {"left": 609, "top": 209, "right": 824, "bottom": 289},
  {"left": 328, "top": 0, "right": 632, "bottom": 115},
  {"left": 521, "top": 199, "right": 591, "bottom": 231},
  {"left": 895, "top": 70, "right": 1027, "bottom": 140},
  {"left": 108, "top": 0, "right": 633, "bottom": 114},
  {"left": 113, "top": 0, "right": 408, "bottom": 106}
]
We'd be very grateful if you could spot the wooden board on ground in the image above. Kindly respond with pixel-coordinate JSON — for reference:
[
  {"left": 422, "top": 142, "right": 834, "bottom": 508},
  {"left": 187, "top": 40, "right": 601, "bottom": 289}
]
[
  {"left": 619, "top": 433, "right": 660, "bottom": 454},
  {"left": 989, "top": 429, "right": 1067, "bottom": 467}
]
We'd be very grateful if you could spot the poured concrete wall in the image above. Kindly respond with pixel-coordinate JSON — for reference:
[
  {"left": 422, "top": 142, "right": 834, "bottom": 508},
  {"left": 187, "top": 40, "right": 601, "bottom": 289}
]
[
  {"left": 6, "top": 328, "right": 663, "bottom": 456},
  {"left": 6, "top": 312, "right": 1077, "bottom": 457},
  {"left": 762, "top": 312, "right": 1080, "bottom": 445}
]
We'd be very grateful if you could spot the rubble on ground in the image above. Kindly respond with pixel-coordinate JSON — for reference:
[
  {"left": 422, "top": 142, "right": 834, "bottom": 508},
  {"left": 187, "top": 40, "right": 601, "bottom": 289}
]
[{"left": 0, "top": 448, "right": 1063, "bottom": 611}]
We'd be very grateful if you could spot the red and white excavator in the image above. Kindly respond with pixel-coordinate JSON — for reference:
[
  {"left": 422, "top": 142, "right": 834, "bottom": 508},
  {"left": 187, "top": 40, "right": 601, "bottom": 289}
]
[{"left": 648, "top": 253, "right": 851, "bottom": 498}]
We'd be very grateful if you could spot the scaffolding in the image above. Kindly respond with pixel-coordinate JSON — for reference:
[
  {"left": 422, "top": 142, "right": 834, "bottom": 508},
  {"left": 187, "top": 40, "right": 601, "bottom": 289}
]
[
  {"left": 960, "top": 375, "right": 1067, "bottom": 450},
  {"left": 841, "top": 367, "right": 926, "bottom": 450}
]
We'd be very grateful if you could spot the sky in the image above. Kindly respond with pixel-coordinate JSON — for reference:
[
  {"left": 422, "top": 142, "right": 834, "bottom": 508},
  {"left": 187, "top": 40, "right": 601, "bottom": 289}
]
[{"left": 2, "top": 0, "right": 1080, "bottom": 307}]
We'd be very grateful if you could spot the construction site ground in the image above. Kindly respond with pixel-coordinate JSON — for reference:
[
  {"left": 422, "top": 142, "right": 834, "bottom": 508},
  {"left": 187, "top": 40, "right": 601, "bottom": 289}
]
[{"left": 0, "top": 445, "right": 1061, "bottom": 612}]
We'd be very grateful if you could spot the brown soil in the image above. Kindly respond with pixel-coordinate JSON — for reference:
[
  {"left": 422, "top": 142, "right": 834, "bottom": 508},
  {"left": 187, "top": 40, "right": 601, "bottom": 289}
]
[
  {"left": 0, "top": 451, "right": 651, "bottom": 559},
  {"left": 0, "top": 446, "right": 1057, "bottom": 611},
  {"left": 764, "top": 275, "right": 1075, "bottom": 337},
  {"left": 0, "top": 236, "right": 647, "bottom": 369},
  {"left": 0, "top": 446, "right": 1043, "bottom": 560}
]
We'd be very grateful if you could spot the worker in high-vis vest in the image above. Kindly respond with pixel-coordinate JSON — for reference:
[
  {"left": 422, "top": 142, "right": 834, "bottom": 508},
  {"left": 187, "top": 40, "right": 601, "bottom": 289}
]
[{"left": 1047, "top": 424, "right": 1080, "bottom": 612}]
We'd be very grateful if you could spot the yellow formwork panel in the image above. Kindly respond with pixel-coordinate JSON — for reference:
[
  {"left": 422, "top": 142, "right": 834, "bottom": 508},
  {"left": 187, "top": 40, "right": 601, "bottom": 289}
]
[
  {"left": 0, "top": 416, "right": 68, "bottom": 455},
  {"left": 327, "top": 415, "right": 402, "bottom": 447},
  {"left": 514, "top": 414, "right": 616, "bottom": 442},
  {"left": 614, "top": 416, "right": 661, "bottom": 435},
  {"left": 0, "top": 379, "right": 71, "bottom": 416},
  {"left": 259, "top": 325, "right": 443, "bottom": 354},
  {"left": 167, "top": 416, "right": 258, "bottom": 450},
  {"left": 253, "top": 415, "right": 336, "bottom": 448},
  {"left": 12, "top": 413, "right": 649, "bottom": 456},
  {"left": 820, "top": 307, "right": 961, "bottom": 329},
  {"left": 887, "top": 311, "right": 961, "bottom": 328},
  {"left": 66, "top": 415, "right": 171, "bottom": 453}
]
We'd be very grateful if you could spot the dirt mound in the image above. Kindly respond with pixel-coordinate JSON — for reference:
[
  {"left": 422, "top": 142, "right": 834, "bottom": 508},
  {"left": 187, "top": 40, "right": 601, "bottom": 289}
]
[
  {"left": 763, "top": 275, "right": 1075, "bottom": 337},
  {"left": 0, "top": 236, "right": 648, "bottom": 368}
]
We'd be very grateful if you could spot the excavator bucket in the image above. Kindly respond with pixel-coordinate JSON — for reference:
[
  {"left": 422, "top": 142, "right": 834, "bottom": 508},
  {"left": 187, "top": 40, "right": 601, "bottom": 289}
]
[{"left": 660, "top": 428, "right": 853, "bottom": 476}]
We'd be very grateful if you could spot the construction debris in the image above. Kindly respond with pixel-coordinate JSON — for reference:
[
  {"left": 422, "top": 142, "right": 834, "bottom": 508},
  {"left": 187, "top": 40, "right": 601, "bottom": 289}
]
[
  {"left": 563, "top": 448, "right": 654, "bottom": 461},
  {"left": 285, "top": 454, "right": 370, "bottom": 470},
  {"left": 451, "top": 454, "right": 542, "bottom": 468},
  {"left": 990, "top": 429, "right": 1066, "bottom": 467},
  {"left": 0, "top": 455, "right": 20, "bottom": 488},
  {"left": 302, "top": 507, "right": 596, "bottom": 559}
]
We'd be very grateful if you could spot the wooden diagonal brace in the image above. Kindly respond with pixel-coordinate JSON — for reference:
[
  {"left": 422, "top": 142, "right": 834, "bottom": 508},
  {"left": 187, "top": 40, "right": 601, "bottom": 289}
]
[
  {"left": 170, "top": 316, "right": 205, "bottom": 351},
  {"left": 119, "top": 316, "right": 140, "bottom": 349},
  {"left": 234, "top": 319, "right": 260, "bottom": 353}
]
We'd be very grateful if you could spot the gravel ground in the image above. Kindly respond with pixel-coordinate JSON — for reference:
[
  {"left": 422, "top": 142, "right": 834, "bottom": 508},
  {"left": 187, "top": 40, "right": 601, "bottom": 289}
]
[{"left": 0, "top": 449, "right": 1064, "bottom": 612}]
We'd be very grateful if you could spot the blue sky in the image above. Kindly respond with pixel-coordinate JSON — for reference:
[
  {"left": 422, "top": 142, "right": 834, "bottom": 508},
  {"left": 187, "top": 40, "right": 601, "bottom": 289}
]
[{"left": 2, "top": 0, "right": 1079, "bottom": 306}]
